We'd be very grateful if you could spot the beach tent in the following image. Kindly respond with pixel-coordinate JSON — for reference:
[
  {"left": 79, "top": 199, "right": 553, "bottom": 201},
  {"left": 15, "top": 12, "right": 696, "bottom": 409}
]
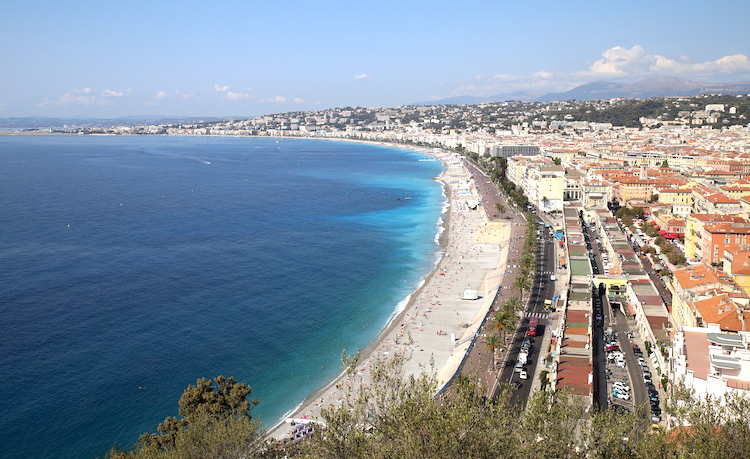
[{"left": 462, "top": 289, "right": 479, "bottom": 300}]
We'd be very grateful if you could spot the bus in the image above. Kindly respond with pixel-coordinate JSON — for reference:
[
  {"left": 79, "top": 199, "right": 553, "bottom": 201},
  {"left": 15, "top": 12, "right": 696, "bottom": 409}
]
[{"left": 527, "top": 317, "right": 539, "bottom": 337}]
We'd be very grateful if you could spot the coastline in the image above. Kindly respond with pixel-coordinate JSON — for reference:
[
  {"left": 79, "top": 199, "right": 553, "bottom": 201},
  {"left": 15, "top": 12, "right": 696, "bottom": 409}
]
[{"left": 268, "top": 142, "right": 510, "bottom": 439}]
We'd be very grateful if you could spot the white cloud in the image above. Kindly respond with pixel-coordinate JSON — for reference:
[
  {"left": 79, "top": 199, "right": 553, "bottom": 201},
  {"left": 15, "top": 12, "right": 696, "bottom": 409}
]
[
  {"left": 214, "top": 84, "right": 252, "bottom": 100},
  {"left": 354, "top": 73, "right": 372, "bottom": 80},
  {"left": 153, "top": 91, "right": 168, "bottom": 100},
  {"left": 39, "top": 90, "right": 109, "bottom": 107},
  {"left": 583, "top": 45, "right": 750, "bottom": 79},
  {"left": 258, "top": 96, "right": 287, "bottom": 103},
  {"left": 449, "top": 45, "right": 750, "bottom": 99},
  {"left": 225, "top": 90, "right": 252, "bottom": 101},
  {"left": 533, "top": 71, "right": 555, "bottom": 80},
  {"left": 101, "top": 89, "right": 124, "bottom": 97},
  {"left": 293, "top": 97, "right": 305, "bottom": 104}
]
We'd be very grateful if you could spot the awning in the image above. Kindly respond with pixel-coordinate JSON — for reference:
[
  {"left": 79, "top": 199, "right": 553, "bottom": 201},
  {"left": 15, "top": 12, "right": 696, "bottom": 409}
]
[
  {"left": 664, "top": 233, "right": 678, "bottom": 239},
  {"left": 658, "top": 230, "right": 667, "bottom": 235}
]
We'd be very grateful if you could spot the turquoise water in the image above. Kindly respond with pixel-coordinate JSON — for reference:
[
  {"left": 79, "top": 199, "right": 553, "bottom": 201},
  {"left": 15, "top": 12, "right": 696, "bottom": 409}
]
[{"left": 0, "top": 136, "right": 445, "bottom": 457}]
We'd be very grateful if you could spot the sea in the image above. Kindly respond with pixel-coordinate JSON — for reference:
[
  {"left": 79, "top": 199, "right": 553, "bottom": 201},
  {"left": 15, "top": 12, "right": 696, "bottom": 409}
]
[{"left": 0, "top": 135, "right": 445, "bottom": 458}]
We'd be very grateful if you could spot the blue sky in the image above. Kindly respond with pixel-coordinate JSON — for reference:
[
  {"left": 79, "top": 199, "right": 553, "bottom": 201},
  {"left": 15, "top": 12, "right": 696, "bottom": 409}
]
[{"left": 3, "top": 0, "right": 750, "bottom": 118}]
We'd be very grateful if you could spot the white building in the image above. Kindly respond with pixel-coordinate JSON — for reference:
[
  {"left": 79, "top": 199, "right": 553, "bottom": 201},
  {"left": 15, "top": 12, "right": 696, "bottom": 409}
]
[{"left": 671, "top": 324, "right": 750, "bottom": 401}]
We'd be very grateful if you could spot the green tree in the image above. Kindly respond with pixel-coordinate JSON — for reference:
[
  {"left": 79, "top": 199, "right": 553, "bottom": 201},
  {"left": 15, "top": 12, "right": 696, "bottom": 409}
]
[
  {"left": 513, "top": 274, "right": 531, "bottom": 299},
  {"left": 127, "top": 376, "right": 266, "bottom": 457}
]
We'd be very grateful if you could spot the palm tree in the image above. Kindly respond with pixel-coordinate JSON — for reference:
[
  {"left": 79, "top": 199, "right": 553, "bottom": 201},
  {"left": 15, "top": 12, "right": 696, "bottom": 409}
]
[
  {"left": 483, "top": 335, "right": 503, "bottom": 367},
  {"left": 493, "top": 309, "right": 513, "bottom": 342},
  {"left": 514, "top": 275, "right": 531, "bottom": 301},
  {"left": 504, "top": 297, "right": 522, "bottom": 314}
]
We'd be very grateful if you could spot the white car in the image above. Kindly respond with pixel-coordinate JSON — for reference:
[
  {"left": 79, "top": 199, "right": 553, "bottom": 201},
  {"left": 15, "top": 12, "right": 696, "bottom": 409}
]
[
  {"left": 550, "top": 274, "right": 556, "bottom": 281},
  {"left": 613, "top": 382, "right": 631, "bottom": 392},
  {"left": 519, "top": 370, "right": 528, "bottom": 380},
  {"left": 613, "top": 391, "right": 631, "bottom": 401}
]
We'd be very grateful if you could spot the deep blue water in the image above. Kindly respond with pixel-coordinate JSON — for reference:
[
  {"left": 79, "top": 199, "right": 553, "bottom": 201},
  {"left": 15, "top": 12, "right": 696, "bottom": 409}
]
[{"left": 0, "top": 136, "right": 444, "bottom": 458}]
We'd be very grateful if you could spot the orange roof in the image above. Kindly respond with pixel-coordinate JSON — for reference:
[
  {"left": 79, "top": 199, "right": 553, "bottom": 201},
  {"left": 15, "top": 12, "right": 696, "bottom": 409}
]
[
  {"left": 693, "top": 294, "right": 750, "bottom": 332},
  {"left": 690, "top": 214, "right": 747, "bottom": 224},
  {"left": 673, "top": 264, "right": 734, "bottom": 291},
  {"left": 705, "top": 193, "right": 741, "bottom": 204},
  {"left": 703, "top": 222, "right": 750, "bottom": 235},
  {"left": 731, "top": 250, "right": 750, "bottom": 276}
]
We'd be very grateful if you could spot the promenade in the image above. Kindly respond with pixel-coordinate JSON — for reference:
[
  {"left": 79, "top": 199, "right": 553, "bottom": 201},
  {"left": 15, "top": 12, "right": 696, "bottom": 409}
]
[{"left": 269, "top": 149, "right": 509, "bottom": 440}]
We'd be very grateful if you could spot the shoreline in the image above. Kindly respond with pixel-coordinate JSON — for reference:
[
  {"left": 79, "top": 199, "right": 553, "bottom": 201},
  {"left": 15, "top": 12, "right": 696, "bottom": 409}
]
[{"left": 268, "top": 142, "right": 510, "bottom": 439}]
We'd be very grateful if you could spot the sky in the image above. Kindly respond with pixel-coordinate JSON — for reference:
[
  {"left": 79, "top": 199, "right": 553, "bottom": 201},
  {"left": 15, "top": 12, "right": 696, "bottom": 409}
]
[{"left": 2, "top": 0, "right": 750, "bottom": 118}]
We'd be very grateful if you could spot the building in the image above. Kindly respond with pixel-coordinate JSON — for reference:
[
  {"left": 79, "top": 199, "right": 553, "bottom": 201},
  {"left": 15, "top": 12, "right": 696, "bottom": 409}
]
[
  {"left": 671, "top": 325, "right": 750, "bottom": 403},
  {"left": 491, "top": 145, "right": 541, "bottom": 158}
]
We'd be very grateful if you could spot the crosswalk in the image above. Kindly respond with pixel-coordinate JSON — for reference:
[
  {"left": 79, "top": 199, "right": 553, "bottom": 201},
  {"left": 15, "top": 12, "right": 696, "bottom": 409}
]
[{"left": 526, "top": 311, "right": 550, "bottom": 319}]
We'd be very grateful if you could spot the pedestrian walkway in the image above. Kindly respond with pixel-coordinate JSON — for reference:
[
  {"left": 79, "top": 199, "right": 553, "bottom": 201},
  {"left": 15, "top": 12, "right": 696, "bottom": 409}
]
[{"left": 526, "top": 311, "right": 550, "bottom": 319}]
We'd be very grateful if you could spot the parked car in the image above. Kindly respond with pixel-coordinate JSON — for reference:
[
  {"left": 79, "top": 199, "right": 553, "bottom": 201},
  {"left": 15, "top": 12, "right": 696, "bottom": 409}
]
[
  {"left": 613, "top": 390, "right": 631, "bottom": 401},
  {"left": 519, "top": 370, "right": 528, "bottom": 380},
  {"left": 613, "top": 382, "right": 631, "bottom": 392}
]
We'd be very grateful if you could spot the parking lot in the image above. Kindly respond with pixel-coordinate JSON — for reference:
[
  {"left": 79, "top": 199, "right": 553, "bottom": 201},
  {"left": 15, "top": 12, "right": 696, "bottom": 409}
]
[{"left": 603, "top": 327, "right": 663, "bottom": 423}]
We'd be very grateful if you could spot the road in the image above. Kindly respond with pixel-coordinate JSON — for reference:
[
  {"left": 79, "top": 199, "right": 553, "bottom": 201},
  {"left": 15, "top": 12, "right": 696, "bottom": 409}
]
[{"left": 495, "top": 214, "right": 556, "bottom": 404}]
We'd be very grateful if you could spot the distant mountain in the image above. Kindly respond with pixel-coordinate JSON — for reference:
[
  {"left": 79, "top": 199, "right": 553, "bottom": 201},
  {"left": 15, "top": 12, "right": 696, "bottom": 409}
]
[
  {"left": 417, "top": 77, "right": 750, "bottom": 106},
  {"left": 0, "top": 116, "right": 231, "bottom": 130},
  {"left": 413, "top": 91, "right": 540, "bottom": 106},
  {"left": 537, "top": 77, "right": 750, "bottom": 101}
]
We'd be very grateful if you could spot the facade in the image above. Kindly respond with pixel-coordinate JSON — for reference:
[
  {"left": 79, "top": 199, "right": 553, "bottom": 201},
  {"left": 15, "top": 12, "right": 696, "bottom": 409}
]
[
  {"left": 669, "top": 264, "right": 743, "bottom": 330},
  {"left": 671, "top": 325, "right": 750, "bottom": 402},
  {"left": 491, "top": 145, "right": 541, "bottom": 158},
  {"left": 684, "top": 214, "right": 748, "bottom": 261}
]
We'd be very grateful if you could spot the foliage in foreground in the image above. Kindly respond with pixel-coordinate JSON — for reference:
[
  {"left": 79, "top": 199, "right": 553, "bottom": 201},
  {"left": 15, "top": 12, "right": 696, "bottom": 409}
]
[{"left": 109, "top": 357, "right": 750, "bottom": 458}]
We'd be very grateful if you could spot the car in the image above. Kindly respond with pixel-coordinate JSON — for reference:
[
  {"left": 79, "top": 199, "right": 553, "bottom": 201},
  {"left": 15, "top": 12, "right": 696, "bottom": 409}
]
[
  {"left": 651, "top": 413, "right": 661, "bottom": 422},
  {"left": 519, "top": 370, "right": 528, "bottom": 380},
  {"left": 550, "top": 274, "right": 556, "bottom": 281},
  {"left": 613, "top": 382, "right": 631, "bottom": 392},
  {"left": 605, "top": 344, "right": 621, "bottom": 352},
  {"left": 612, "top": 390, "right": 630, "bottom": 401}
]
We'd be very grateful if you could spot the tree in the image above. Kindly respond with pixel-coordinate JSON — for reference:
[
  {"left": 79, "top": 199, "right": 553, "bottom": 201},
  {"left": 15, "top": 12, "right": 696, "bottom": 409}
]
[
  {"left": 483, "top": 335, "right": 503, "bottom": 366},
  {"left": 513, "top": 275, "right": 531, "bottom": 300},
  {"left": 495, "top": 203, "right": 506, "bottom": 215},
  {"left": 126, "top": 376, "right": 267, "bottom": 457}
]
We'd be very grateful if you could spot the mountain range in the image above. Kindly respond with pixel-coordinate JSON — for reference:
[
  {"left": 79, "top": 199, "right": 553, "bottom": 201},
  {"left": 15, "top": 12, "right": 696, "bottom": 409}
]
[{"left": 416, "top": 77, "right": 750, "bottom": 105}]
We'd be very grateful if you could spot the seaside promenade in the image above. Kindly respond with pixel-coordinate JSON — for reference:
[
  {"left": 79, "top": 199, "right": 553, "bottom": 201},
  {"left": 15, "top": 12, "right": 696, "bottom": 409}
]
[
  {"left": 449, "top": 160, "right": 528, "bottom": 398},
  {"left": 269, "top": 148, "right": 510, "bottom": 440}
]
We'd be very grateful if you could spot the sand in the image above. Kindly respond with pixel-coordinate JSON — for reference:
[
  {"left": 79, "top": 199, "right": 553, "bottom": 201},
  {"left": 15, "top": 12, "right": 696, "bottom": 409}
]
[{"left": 268, "top": 146, "right": 511, "bottom": 439}]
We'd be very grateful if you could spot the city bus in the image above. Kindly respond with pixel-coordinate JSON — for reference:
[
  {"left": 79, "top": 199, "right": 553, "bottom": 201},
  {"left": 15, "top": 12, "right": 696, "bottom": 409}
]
[{"left": 527, "top": 317, "right": 539, "bottom": 337}]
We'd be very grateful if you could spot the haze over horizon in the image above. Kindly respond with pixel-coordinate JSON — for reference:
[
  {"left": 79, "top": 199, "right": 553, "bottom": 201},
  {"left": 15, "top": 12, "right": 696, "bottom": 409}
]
[{"left": 3, "top": 0, "right": 750, "bottom": 118}]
